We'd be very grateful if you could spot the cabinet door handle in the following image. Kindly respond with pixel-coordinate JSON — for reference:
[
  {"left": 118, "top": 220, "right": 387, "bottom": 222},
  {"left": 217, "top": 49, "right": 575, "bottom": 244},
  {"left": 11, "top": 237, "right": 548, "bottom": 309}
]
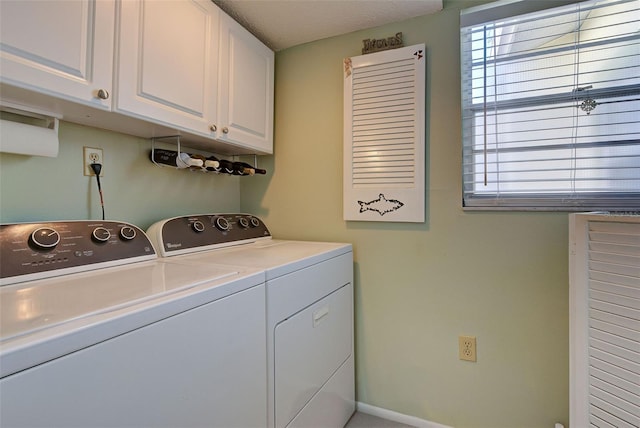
[
  {"left": 222, "top": 127, "right": 229, "bottom": 134},
  {"left": 97, "top": 89, "right": 109, "bottom": 100},
  {"left": 210, "top": 124, "right": 217, "bottom": 132}
]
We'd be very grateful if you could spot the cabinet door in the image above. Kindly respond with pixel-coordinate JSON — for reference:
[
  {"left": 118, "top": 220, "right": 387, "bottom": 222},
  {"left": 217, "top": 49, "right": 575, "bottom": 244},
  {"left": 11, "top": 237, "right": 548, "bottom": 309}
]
[
  {"left": 115, "top": 0, "right": 219, "bottom": 136},
  {"left": 217, "top": 12, "right": 274, "bottom": 154},
  {"left": 0, "top": 0, "right": 115, "bottom": 110}
]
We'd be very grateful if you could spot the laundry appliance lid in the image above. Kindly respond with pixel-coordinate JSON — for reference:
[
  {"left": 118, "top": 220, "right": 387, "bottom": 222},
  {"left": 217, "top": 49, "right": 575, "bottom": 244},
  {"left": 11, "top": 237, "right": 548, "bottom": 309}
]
[{"left": 0, "top": 259, "right": 264, "bottom": 378}]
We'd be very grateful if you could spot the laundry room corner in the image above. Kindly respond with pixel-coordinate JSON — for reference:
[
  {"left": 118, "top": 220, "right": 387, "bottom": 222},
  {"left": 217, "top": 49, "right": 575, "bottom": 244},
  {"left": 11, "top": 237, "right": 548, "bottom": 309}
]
[{"left": 240, "top": 1, "right": 570, "bottom": 426}]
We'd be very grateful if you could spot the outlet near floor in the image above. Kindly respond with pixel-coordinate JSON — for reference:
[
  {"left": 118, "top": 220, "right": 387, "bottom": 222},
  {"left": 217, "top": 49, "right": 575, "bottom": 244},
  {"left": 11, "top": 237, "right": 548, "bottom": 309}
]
[
  {"left": 459, "top": 335, "right": 477, "bottom": 362},
  {"left": 83, "top": 147, "right": 104, "bottom": 176}
]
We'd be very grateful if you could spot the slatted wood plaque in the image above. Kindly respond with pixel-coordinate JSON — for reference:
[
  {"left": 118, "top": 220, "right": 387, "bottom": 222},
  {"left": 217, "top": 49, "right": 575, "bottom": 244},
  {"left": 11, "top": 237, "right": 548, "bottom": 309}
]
[{"left": 343, "top": 44, "right": 425, "bottom": 222}]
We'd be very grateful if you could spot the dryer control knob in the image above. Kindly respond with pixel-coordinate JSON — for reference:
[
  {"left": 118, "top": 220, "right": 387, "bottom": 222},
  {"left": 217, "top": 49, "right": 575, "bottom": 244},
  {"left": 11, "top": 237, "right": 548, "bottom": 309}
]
[
  {"left": 249, "top": 217, "right": 260, "bottom": 228},
  {"left": 238, "top": 217, "right": 250, "bottom": 228},
  {"left": 214, "top": 216, "right": 230, "bottom": 231},
  {"left": 192, "top": 220, "right": 205, "bottom": 233},
  {"left": 120, "top": 226, "right": 137, "bottom": 240},
  {"left": 92, "top": 227, "right": 111, "bottom": 242}
]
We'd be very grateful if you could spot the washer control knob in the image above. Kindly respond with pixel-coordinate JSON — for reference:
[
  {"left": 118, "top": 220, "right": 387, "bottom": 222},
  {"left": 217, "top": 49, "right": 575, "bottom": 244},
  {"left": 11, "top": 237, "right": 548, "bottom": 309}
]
[
  {"left": 238, "top": 217, "right": 250, "bottom": 228},
  {"left": 30, "top": 227, "right": 61, "bottom": 249},
  {"left": 214, "top": 216, "right": 230, "bottom": 231},
  {"left": 120, "top": 226, "right": 137, "bottom": 240},
  {"left": 192, "top": 220, "right": 205, "bottom": 233},
  {"left": 92, "top": 227, "right": 111, "bottom": 242},
  {"left": 249, "top": 217, "right": 260, "bottom": 228}
]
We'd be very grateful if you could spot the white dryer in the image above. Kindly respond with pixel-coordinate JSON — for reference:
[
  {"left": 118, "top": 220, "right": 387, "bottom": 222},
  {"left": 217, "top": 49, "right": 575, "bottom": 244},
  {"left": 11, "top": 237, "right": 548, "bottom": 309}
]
[
  {"left": 147, "top": 213, "right": 355, "bottom": 428},
  {"left": 0, "top": 220, "right": 267, "bottom": 428}
]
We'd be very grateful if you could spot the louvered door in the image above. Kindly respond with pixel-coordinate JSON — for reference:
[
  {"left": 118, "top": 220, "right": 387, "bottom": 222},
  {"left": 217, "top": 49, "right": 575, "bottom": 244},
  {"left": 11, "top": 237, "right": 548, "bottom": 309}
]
[
  {"left": 569, "top": 213, "right": 640, "bottom": 428},
  {"left": 343, "top": 44, "right": 425, "bottom": 222}
]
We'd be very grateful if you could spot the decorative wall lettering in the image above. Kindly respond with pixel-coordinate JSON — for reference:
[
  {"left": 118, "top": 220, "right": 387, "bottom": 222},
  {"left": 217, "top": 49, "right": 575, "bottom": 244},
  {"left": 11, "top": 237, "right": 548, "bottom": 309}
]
[
  {"left": 358, "top": 193, "right": 404, "bottom": 216},
  {"left": 362, "top": 32, "right": 403, "bottom": 54}
]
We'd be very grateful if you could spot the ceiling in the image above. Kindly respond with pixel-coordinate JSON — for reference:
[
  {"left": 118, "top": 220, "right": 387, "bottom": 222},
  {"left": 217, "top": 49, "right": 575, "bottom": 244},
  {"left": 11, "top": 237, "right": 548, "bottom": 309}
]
[{"left": 212, "top": 0, "right": 443, "bottom": 51}]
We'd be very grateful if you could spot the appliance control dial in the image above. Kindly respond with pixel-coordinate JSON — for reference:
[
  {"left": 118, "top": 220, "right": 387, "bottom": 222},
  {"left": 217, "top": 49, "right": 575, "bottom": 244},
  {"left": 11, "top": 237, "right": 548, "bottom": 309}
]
[
  {"left": 92, "top": 227, "right": 111, "bottom": 242},
  {"left": 214, "top": 216, "right": 230, "bottom": 231},
  {"left": 192, "top": 220, "right": 205, "bottom": 233},
  {"left": 120, "top": 226, "right": 137, "bottom": 240},
  {"left": 30, "top": 227, "right": 61, "bottom": 249},
  {"left": 238, "top": 217, "right": 249, "bottom": 228},
  {"left": 250, "top": 217, "right": 260, "bottom": 227}
]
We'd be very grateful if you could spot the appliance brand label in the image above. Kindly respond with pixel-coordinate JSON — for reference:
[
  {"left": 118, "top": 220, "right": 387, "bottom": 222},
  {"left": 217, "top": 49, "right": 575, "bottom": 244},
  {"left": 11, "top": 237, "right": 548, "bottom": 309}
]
[{"left": 166, "top": 243, "right": 182, "bottom": 249}]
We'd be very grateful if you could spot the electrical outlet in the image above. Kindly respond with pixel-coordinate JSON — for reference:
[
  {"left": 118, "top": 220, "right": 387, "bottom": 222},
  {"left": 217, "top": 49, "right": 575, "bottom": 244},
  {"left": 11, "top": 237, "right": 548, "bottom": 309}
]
[
  {"left": 83, "top": 147, "right": 104, "bottom": 176},
  {"left": 459, "top": 335, "right": 477, "bottom": 362}
]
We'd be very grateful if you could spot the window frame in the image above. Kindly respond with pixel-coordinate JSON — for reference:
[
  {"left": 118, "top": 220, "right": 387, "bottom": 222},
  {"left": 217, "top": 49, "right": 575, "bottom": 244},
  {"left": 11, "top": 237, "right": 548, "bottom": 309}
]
[{"left": 460, "top": 0, "right": 640, "bottom": 211}]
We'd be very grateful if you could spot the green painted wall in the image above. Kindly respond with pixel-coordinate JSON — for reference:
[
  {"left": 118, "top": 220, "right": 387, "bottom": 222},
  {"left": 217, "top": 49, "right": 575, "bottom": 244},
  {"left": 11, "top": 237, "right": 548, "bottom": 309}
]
[
  {"left": 0, "top": 122, "right": 241, "bottom": 227},
  {"left": 241, "top": 1, "right": 570, "bottom": 427}
]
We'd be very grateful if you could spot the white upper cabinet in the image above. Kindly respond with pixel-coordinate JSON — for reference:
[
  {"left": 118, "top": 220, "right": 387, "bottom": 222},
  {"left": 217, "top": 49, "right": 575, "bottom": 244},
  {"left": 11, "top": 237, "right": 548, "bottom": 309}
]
[
  {"left": 115, "top": 0, "right": 219, "bottom": 137},
  {"left": 0, "top": 0, "right": 115, "bottom": 110},
  {"left": 0, "top": 0, "right": 274, "bottom": 155},
  {"left": 216, "top": 12, "right": 274, "bottom": 154}
]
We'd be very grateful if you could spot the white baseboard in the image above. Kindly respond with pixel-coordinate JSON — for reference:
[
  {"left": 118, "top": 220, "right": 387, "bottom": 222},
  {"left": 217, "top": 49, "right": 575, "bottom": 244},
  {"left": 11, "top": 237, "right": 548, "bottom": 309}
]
[{"left": 356, "top": 402, "right": 453, "bottom": 428}]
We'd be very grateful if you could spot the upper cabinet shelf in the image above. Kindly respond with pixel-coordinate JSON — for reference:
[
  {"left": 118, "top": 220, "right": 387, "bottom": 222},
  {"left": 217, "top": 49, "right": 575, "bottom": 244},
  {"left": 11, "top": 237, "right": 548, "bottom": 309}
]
[{"left": 0, "top": 0, "right": 274, "bottom": 156}]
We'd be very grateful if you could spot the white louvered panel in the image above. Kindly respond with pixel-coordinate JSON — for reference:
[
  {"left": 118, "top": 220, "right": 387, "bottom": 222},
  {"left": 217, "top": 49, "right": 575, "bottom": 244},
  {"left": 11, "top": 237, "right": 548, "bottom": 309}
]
[
  {"left": 355, "top": 117, "right": 414, "bottom": 129},
  {"left": 591, "top": 319, "right": 640, "bottom": 344},
  {"left": 344, "top": 44, "right": 425, "bottom": 222},
  {"left": 589, "top": 375, "right": 640, "bottom": 427},
  {"left": 590, "top": 307, "right": 639, "bottom": 331},
  {"left": 590, "top": 395, "right": 639, "bottom": 428},
  {"left": 590, "top": 382, "right": 639, "bottom": 423},
  {"left": 570, "top": 214, "right": 640, "bottom": 428},
  {"left": 590, "top": 287, "right": 640, "bottom": 311},
  {"left": 351, "top": 59, "right": 416, "bottom": 187},
  {"left": 585, "top": 216, "right": 640, "bottom": 428},
  {"left": 592, "top": 367, "right": 640, "bottom": 402},
  {"left": 590, "top": 333, "right": 640, "bottom": 363},
  {"left": 590, "top": 261, "right": 640, "bottom": 279},
  {"left": 590, "top": 354, "right": 639, "bottom": 396},
  {"left": 589, "top": 411, "right": 618, "bottom": 428}
]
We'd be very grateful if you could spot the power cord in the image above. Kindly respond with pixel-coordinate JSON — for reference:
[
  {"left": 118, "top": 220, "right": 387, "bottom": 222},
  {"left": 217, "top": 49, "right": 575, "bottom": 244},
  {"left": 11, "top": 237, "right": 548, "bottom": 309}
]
[{"left": 90, "top": 163, "right": 105, "bottom": 220}]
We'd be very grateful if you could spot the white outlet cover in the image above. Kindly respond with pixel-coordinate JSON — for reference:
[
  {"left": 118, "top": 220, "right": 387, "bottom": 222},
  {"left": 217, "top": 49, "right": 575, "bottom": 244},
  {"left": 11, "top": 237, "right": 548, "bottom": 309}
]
[{"left": 83, "top": 146, "right": 104, "bottom": 176}]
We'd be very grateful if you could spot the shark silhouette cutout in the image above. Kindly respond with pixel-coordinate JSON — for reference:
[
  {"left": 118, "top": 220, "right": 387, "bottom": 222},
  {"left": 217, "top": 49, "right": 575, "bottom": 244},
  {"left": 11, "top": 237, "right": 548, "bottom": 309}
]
[{"left": 358, "top": 193, "right": 404, "bottom": 216}]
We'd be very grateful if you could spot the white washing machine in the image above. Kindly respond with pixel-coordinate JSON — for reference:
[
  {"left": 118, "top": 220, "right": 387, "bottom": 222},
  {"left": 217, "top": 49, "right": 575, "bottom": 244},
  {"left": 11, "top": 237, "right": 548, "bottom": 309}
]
[
  {"left": 147, "top": 213, "right": 355, "bottom": 428},
  {"left": 0, "top": 220, "right": 267, "bottom": 428}
]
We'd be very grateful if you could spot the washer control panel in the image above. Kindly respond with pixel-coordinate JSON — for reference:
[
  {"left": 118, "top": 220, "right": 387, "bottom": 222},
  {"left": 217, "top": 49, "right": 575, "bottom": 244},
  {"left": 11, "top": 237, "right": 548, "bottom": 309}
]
[
  {"left": 0, "top": 221, "right": 156, "bottom": 285},
  {"left": 148, "top": 213, "right": 271, "bottom": 257}
]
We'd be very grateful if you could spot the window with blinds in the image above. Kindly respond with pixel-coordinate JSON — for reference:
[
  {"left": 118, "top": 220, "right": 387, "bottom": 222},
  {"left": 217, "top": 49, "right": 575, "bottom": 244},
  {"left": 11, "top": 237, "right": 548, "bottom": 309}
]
[
  {"left": 461, "top": 0, "right": 640, "bottom": 210},
  {"left": 343, "top": 44, "right": 425, "bottom": 222}
]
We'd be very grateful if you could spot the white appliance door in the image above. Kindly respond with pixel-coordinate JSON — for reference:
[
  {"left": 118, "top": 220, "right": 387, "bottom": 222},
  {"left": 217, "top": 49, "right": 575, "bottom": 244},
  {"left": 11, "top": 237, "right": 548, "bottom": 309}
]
[{"left": 274, "top": 283, "right": 353, "bottom": 428}]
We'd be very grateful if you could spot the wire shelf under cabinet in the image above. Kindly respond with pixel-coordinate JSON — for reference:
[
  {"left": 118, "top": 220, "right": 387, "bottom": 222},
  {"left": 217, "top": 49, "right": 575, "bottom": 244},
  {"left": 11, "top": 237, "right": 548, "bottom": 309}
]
[{"left": 150, "top": 136, "right": 264, "bottom": 176}]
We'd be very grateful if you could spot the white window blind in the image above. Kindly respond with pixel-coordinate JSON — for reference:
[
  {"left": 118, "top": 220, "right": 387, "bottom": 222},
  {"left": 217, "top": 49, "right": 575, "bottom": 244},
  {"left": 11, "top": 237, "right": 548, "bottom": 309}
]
[{"left": 461, "top": 0, "right": 640, "bottom": 210}]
